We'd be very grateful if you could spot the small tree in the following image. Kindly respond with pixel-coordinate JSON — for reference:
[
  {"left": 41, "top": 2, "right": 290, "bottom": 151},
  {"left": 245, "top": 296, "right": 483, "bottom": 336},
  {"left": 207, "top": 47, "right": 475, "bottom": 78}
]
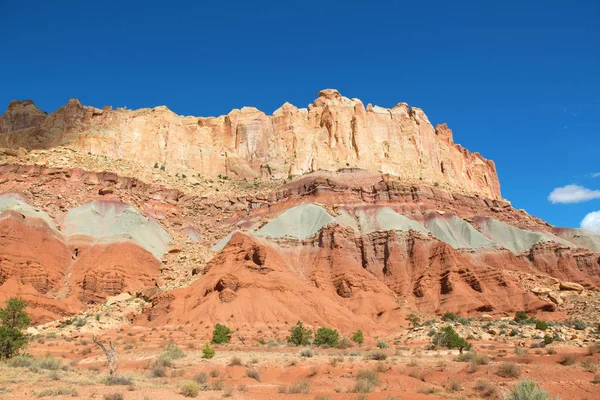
[
  {"left": 352, "top": 330, "right": 364, "bottom": 345},
  {"left": 0, "top": 297, "right": 31, "bottom": 359},
  {"left": 287, "top": 321, "right": 313, "bottom": 346},
  {"left": 211, "top": 323, "right": 232, "bottom": 344},
  {"left": 313, "top": 327, "right": 339, "bottom": 347},
  {"left": 406, "top": 313, "right": 420, "bottom": 329},
  {"left": 0, "top": 298, "right": 31, "bottom": 330},
  {"left": 514, "top": 311, "right": 528, "bottom": 323},
  {"left": 93, "top": 335, "right": 117, "bottom": 376},
  {"left": 432, "top": 326, "right": 472, "bottom": 354}
]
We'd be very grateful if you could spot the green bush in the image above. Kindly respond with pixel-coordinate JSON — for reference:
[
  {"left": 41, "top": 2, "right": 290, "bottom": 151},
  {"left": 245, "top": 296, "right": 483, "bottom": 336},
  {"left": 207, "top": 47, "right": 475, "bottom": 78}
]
[
  {"left": 202, "top": 344, "right": 215, "bottom": 359},
  {"left": 442, "top": 312, "right": 458, "bottom": 322},
  {"left": 211, "top": 323, "right": 232, "bottom": 344},
  {"left": 376, "top": 340, "right": 388, "bottom": 349},
  {"left": 514, "top": 311, "right": 528, "bottom": 323},
  {"left": 0, "top": 298, "right": 31, "bottom": 359},
  {"left": 573, "top": 320, "right": 586, "bottom": 331},
  {"left": 313, "top": 327, "right": 339, "bottom": 347},
  {"left": 432, "top": 326, "right": 472, "bottom": 354},
  {"left": 287, "top": 321, "right": 313, "bottom": 346},
  {"left": 543, "top": 335, "right": 555, "bottom": 345},
  {"left": 405, "top": 313, "right": 420, "bottom": 328},
  {"left": 352, "top": 330, "right": 364, "bottom": 344},
  {"left": 535, "top": 320, "right": 548, "bottom": 331},
  {"left": 505, "top": 378, "right": 556, "bottom": 400}
]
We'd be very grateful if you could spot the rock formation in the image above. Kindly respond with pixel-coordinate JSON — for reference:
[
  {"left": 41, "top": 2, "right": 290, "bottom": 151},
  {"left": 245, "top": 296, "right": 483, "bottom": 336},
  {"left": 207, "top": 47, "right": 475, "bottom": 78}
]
[
  {"left": 0, "top": 90, "right": 500, "bottom": 199},
  {"left": 0, "top": 90, "right": 599, "bottom": 333}
]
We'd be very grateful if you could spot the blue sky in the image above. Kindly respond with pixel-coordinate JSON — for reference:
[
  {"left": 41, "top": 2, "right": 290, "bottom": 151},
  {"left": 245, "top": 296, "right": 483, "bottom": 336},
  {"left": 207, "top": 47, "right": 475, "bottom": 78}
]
[{"left": 1, "top": 1, "right": 599, "bottom": 230}]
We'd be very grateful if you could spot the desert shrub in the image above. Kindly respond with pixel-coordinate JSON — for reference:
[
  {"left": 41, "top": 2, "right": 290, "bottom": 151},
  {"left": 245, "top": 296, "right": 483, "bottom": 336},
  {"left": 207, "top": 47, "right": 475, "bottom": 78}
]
[
  {"left": 405, "top": 313, "right": 421, "bottom": 328},
  {"left": 475, "top": 380, "right": 500, "bottom": 398},
  {"left": 535, "top": 320, "right": 548, "bottom": 331},
  {"left": 559, "top": 354, "right": 576, "bottom": 366},
  {"left": 280, "top": 380, "right": 311, "bottom": 394},
  {"left": 369, "top": 350, "right": 387, "bottom": 360},
  {"left": 448, "top": 380, "right": 461, "bottom": 392},
  {"left": 299, "top": 348, "right": 314, "bottom": 358},
  {"left": 105, "top": 375, "right": 133, "bottom": 385},
  {"left": 572, "top": 320, "right": 587, "bottom": 330},
  {"left": 228, "top": 356, "right": 242, "bottom": 366},
  {"left": 34, "top": 387, "right": 77, "bottom": 397},
  {"left": 497, "top": 362, "right": 521, "bottom": 378},
  {"left": 581, "top": 359, "right": 597, "bottom": 373},
  {"left": 354, "top": 379, "right": 375, "bottom": 393},
  {"left": 211, "top": 323, "right": 232, "bottom": 344},
  {"left": 210, "top": 369, "right": 220, "bottom": 377},
  {"left": 202, "top": 344, "right": 215, "bottom": 359},
  {"left": 456, "top": 352, "right": 489, "bottom": 365},
  {"left": 246, "top": 368, "right": 262, "bottom": 382},
  {"left": 514, "top": 311, "right": 528, "bottom": 323},
  {"left": 505, "top": 378, "right": 555, "bottom": 400},
  {"left": 39, "top": 357, "right": 62, "bottom": 370},
  {"left": 588, "top": 343, "right": 600, "bottom": 355},
  {"left": 471, "top": 353, "right": 490, "bottom": 367},
  {"left": 514, "top": 345, "right": 528, "bottom": 356},
  {"left": 432, "top": 326, "right": 471, "bottom": 353},
  {"left": 163, "top": 342, "right": 185, "bottom": 359},
  {"left": 416, "top": 386, "right": 437, "bottom": 394},
  {"left": 237, "top": 383, "right": 248, "bottom": 391},
  {"left": 150, "top": 363, "right": 166, "bottom": 378},
  {"left": 222, "top": 386, "right": 233, "bottom": 397},
  {"left": 7, "top": 355, "right": 34, "bottom": 368},
  {"left": 194, "top": 372, "right": 207, "bottom": 384},
  {"left": 0, "top": 298, "right": 31, "bottom": 359},
  {"left": 211, "top": 380, "right": 224, "bottom": 390},
  {"left": 287, "top": 321, "right": 313, "bottom": 346},
  {"left": 103, "top": 394, "right": 124, "bottom": 400},
  {"left": 313, "top": 327, "right": 339, "bottom": 347},
  {"left": 330, "top": 356, "right": 343, "bottom": 367},
  {"left": 442, "top": 311, "right": 458, "bottom": 322},
  {"left": 354, "top": 369, "right": 379, "bottom": 392},
  {"left": 543, "top": 335, "right": 555, "bottom": 345},
  {"left": 179, "top": 380, "right": 200, "bottom": 397},
  {"left": 376, "top": 340, "right": 388, "bottom": 349},
  {"left": 592, "top": 374, "right": 600, "bottom": 384},
  {"left": 338, "top": 336, "right": 352, "bottom": 349},
  {"left": 48, "top": 370, "right": 61, "bottom": 381},
  {"left": 352, "top": 330, "right": 364, "bottom": 344},
  {"left": 546, "top": 347, "right": 556, "bottom": 355},
  {"left": 152, "top": 354, "right": 174, "bottom": 370}
]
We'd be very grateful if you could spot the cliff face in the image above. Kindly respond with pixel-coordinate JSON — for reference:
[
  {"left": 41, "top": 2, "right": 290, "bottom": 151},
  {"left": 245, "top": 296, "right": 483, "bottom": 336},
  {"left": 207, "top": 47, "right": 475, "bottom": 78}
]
[{"left": 0, "top": 89, "right": 501, "bottom": 199}]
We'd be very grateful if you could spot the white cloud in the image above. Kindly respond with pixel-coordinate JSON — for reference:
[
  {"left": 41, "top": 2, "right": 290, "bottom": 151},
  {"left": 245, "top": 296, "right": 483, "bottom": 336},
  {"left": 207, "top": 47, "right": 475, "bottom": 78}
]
[
  {"left": 581, "top": 211, "right": 600, "bottom": 234},
  {"left": 593, "top": 173, "right": 600, "bottom": 178},
  {"left": 548, "top": 185, "right": 600, "bottom": 204}
]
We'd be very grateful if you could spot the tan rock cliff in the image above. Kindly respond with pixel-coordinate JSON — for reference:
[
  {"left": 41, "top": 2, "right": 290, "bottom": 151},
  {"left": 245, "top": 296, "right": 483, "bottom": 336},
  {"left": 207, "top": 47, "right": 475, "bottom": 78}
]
[{"left": 0, "top": 89, "right": 501, "bottom": 199}]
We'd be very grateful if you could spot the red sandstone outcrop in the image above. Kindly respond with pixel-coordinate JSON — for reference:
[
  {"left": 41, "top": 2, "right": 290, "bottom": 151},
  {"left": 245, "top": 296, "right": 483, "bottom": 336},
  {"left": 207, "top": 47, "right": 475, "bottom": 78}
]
[{"left": 0, "top": 90, "right": 501, "bottom": 199}]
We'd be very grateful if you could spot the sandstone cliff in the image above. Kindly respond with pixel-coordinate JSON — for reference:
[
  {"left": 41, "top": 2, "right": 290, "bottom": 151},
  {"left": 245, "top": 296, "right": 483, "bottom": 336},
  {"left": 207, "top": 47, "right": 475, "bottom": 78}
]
[{"left": 0, "top": 90, "right": 501, "bottom": 199}]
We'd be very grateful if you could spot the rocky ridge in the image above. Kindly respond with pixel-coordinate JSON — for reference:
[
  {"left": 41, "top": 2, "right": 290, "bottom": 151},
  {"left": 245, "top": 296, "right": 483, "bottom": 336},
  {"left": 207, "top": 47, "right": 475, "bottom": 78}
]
[{"left": 0, "top": 89, "right": 500, "bottom": 199}]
